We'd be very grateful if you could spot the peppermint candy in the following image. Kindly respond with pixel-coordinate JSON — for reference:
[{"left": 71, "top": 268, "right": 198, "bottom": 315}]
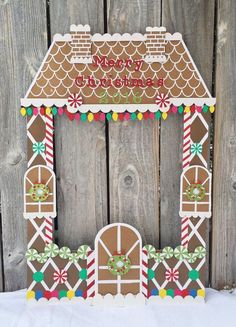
[
  {"left": 32, "top": 142, "right": 45, "bottom": 155},
  {"left": 165, "top": 268, "right": 179, "bottom": 282},
  {"left": 53, "top": 269, "right": 68, "bottom": 284},
  {"left": 59, "top": 247, "right": 71, "bottom": 259},
  {"left": 174, "top": 246, "right": 188, "bottom": 260},
  {"left": 67, "top": 93, "right": 83, "bottom": 113},
  {"left": 194, "top": 246, "right": 206, "bottom": 259},
  {"left": 25, "top": 249, "right": 38, "bottom": 261},
  {"left": 154, "top": 252, "right": 165, "bottom": 264},
  {"left": 37, "top": 252, "right": 48, "bottom": 264},
  {"left": 162, "top": 246, "right": 174, "bottom": 259},
  {"left": 77, "top": 245, "right": 91, "bottom": 260},
  {"left": 143, "top": 245, "right": 156, "bottom": 259},
  {"left": 155, "top": 93, "right": 170, "bottom": 112},
  {"left": 186, "top": 252, "right": 197, "bottom": 263},
  {"left": 190, "top": 143, "right": 202, "bottom": 155},
  {"left": 44, "top": 243, "right": 59, "bottom": 258},
  {"left": 68, "top": 252, "right": 79, "bottom": 264}
]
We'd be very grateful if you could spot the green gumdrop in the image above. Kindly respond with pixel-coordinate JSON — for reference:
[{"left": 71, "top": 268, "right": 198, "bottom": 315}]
[
  {"left": 106, "top": 113, "right": 112, "bottom": 121},
  {"left": 178, "top": 105, "right": 184, "bottom": 114},
  {"left": 203, "top": 105, "right": 208, "bottom": 113},
  {"left": 33, "top": 271, "right": 44, "bottom": 282},
  {"left": 59, "top": 290, "right": 67, "bottom": 299},
  {"left": 27, "top": 107, "right": 33, "bottom": 116},
  {"left": 148, "top": 268, "right": 155, "bottom": 280},
  {"left": 79, "top": 269, "right": 87, "bottom": 280},
  {"left": 188, "top": 269, "right": 199, "bottom": 281},
  {"left": 131, "top": 112, "right": 136, "bottom": 120},
  {"left": 81, "top": 113, "right": 87, "bottom": 121},
  {"left": 155, "top": 111, "right": 161, "bottom": 119},
  {"left": 52, "top": 106, "right": 58, "bottom": 116},
  {"left": 166, "top": 289, "right": 174, "bottom": 298}
]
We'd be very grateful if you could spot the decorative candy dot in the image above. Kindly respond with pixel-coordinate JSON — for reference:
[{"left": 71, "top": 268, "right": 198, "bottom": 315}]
[
  {"left": 81, "top": 113, "right": 87, "bottom": 121},
  {"left": 151, "top": 288, "right": 158, "bottom": 296},
  {"left": 51, "top": 290, "right": 58, "bottom": 298},
  {"left": 79, "top": 269, "right": 87, "bottom": 280},
  {"left": 178, "top": 105, "right": 184, "bottom": 114},
  {"left": 184, "top": 106, "right": 190, "bottom": 113},
  {"left": 112, "top": 112, "right": 118, "bottom": 121},
  {"left": 106, "top": 113, "right": 112, "bottom": 121},
  {"left": 162, "top": 112, "right": 168, "bottom": 120},
  {"left": 58, "top": 107, "right": 64, "bottom": 115},
  {"left": 26, "top": 290, "right": 35, "bottom": 300},
  {"left": 124, "top": 112, "right": 130, "bottom": 120},
  {"left": 131, "top": 112, "right": 136, "bottom": 120},
  {"left": 159, "top": 289, "right": 166, "bottom": 298},
  {"left": 155, "top": 111, "right": 161, "bottom": 119},
  {"left": 209, "top": 105, "right": 215, "bottom": 113},
  {"left": 100, "top": 113, "right": 105, "bottom": 121},
  {"left": 197, "top": 289, "right": 205, "bottom": 297},
  {"left": 33, "top": 271, "right": 44, "bottom": 282},
  {"left": 137, "top": 112, "right": 143, "bottom": 120},
  {"left": 52, "top": 106, "right": 58, "bottom": 116},
  {"left": 20, "top": 107, "right": 27, "bottom": 117},
  {"left": 45, "top": 107, "right": 51, "bottom": 115},
  {"left": 59, "top": 290, "right": 67, "bottom": 299},
  {"left": 196, "top": 106, "right": 202, "bottom": 113},
  {"left": 27, "top": 107, "right": 33, "bottom": 116},
  {"left": 33, "top": 107, "right": 38, "bottom": 116},
  {"left": 40, "top": 107, "right": 45, "bottom": 115},
  {"left": 118, "top": 113, "right": 124, "bottom": 121},
  {"left": 171, "top": 106, "right": 178, "bottom": 113},
  {"left": 44, "top": 291, "right": 51, "bottom": 300},
  {"left": 35, "top": 290, "right": 43, "bottom": 300},
  {"left": 190, "top": 104, "right": 195, "bottom": 113},
  {"left": 203, "top": 104, "right": 208, "bottom": 113},
  {"left": 181, "top": 289, "right": 189, "bottom": 298},
  {"left": 148, "top": 269, "right": 155, "bottom": 280},
  {"left": 166, "top": 289, "right": 174, "bottom": 298},
  {"left": 190, "top": 289, "right": 197, "bottom": 298},
  {"left": 174, "top": 289, "right": 182, "bottom": 296},
  {"left": 75, "top": 289, "right": 83, "bottom": 297},
  {"left": 88, "top": 113, "right": 94, "bottom": 122},
  {"left": 143, "top": 112, "right": 149, "bottom": 120},
  {"left": 149, "top": 112, "right": 155, "bottom": 119},
  {"left": 188, "top": 269, "right": 199, "bottom": 280},
  {"left": 75, "top": 113, "right": 80, "bottom": 121},
  {"left": 67, "top": 290, "right": 75, "bottom": 299}
]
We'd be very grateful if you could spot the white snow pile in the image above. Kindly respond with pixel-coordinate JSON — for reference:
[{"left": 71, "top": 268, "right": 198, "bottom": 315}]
[{"left": 0, "top": 288, "right": 235, "bottom": 327}]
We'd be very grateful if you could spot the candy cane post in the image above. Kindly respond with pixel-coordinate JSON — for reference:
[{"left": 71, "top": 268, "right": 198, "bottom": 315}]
[
  {"left": 45, "top": 111, "right": 54, "bottom": 244},
  {"left": 181, "top": 110, "right": 191, "bottom": 248},
  {"left": 86, "top": 250, "right": 95, "bottom": 298},
  {"left": 141, "top": 248, "right": 148, "bottom": 298}
]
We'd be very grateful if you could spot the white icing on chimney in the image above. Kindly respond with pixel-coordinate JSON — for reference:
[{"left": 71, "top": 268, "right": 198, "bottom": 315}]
[
  {"left": 70, "top": 24, "right": 92, "bottom": 64},
  {"left": 145, "top": 26, "right": 167, "bottom": 63}
]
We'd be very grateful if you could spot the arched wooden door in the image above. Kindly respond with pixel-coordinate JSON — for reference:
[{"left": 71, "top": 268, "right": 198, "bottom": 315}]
[{"left": 94, "top": 223, "right": 142, "bottom": 296}]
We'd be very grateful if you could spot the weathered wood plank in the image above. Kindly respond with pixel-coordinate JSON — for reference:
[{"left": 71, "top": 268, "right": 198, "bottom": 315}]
[
  {"left": 107, "top": 0, "right": 161, "bottom": 247},
  {"left": 49, "top": 0, "right": 107, "bottom": 249},
  {"left": 0, "top": 0, "right": 48, "bottom": 291},
  {"left": 161, "top": 1, "right": 215, "bottom": 285},
  {"left": 212, "top": 0, "right": 236, "bottom": 289}
]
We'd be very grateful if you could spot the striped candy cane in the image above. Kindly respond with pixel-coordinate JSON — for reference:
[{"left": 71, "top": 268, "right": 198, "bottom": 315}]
[
  {"left": 86, "top": 250, "right": 95, "bottom": 298},
  {"left": 142, "top": 249, "right": 148, "bottom": 298},
  {"left": 45, "top": 112, "right": 54, "bottom": 244},
  {"left": 181, "top": 111, "right": 191, "bottom": 248}
]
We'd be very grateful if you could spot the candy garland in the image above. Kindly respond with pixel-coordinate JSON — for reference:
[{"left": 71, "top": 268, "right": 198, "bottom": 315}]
[
  {"left": 20, "top": 104, "right": 215, "bottom": 121},
  {"left": 25, "top": 243, "right": 91, "bottom": 263},
  {"left": 143, "top": 245, "right": 206, "bottom": 264}
]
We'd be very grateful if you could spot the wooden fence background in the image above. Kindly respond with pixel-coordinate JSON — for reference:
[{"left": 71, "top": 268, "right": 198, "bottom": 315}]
[{"left": 0, "top": 0, "right": 235, "bottom": 292}]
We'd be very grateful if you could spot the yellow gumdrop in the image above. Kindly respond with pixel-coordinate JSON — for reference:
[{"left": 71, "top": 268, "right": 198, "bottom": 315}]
[
  {"left": 46, "top": 107, "right": 51, "bottom": 115},
  {"left": 197, "top": 289, "right": 205, "bottom": 297},
  {"left": 185, "top": 106, "right": 190, "bottom": 113},
  {"left": 162, "top": 112, "right": 168, "bottom": 120},
  {"left": 137, "top": 112, "right": 143, "bottom": 120},
  {"left": 112, "top": 112, "right": 118, "bottom": 121},
  {"left": 67, "top": 290, "right": 75, "bottom": 299},
  {"left": 20, "top": 107, "right": 26, "bottom": 117},
  {"left": 88, "top": 113, "right": 94, "bottom": 122},
  {"left": 159, "top": 289, "right": 166, "bottom": 298},
  {"left": 26, "top": 290, "right": 35, "bottom": 300},
  {"left": 209, "top": 105, "right": 215, "bottom": 113}
]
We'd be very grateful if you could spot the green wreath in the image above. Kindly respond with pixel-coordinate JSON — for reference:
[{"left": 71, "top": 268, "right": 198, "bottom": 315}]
[
  {"left": 29, "top": 183, "right": 50, "bottom": 202},
  {"left": 107, "top": 254, "right": 131, "bottom": 276},
  {"left": 186, "top": 183, "right": 206, "bottom": 202}
]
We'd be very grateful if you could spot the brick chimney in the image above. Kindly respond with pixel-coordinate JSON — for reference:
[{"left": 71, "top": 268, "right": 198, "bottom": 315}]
[
  {"left": 70, "top": 24, "right": 92, "bottom": 63},
  {"left": 145, "top": 27, "right": 167, "bottom": 63}
]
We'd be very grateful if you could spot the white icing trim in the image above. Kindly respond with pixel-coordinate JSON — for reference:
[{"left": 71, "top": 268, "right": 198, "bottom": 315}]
[
  {"left": 53, "top": 34, "right": 72, "bottom": 42},
  {"left": 179, "top": 211, "right": 212, "bottom": 219},
  {"left": 144, "top": 55, "right": 167, "bottom": 64},
  {"left": 24, "top": 212, "right": 57, "bottom": 219},
  {"left": 91, "top": 33, "right": 146, "bottom": 42},
  {"left": 146, "top": 26, "right": 166, "bottom": 32},
  {"left": 70, "top": 24, "right": 90, "bottom": 32},
  {"left": 21, "top": 99, "right": 216, "bottom": 112},
  {"left": 70, "top": 56, "right": 93, "bottom": 64},
  {"left": 148, "top": 295, "right": 205, "bottom": 303},
  {"left": 165, "top": 32, "right": 182, "bottom": 40}
]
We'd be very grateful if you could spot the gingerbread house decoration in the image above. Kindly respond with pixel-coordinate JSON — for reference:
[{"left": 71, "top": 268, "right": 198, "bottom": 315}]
[{"left": 21, "top": 25, "right": 215, "bottom": 304}]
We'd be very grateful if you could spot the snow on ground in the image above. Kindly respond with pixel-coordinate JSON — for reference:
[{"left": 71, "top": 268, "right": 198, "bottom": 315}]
[{"left": 0, "top": 288, "right": 235, "bottom": 327}]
